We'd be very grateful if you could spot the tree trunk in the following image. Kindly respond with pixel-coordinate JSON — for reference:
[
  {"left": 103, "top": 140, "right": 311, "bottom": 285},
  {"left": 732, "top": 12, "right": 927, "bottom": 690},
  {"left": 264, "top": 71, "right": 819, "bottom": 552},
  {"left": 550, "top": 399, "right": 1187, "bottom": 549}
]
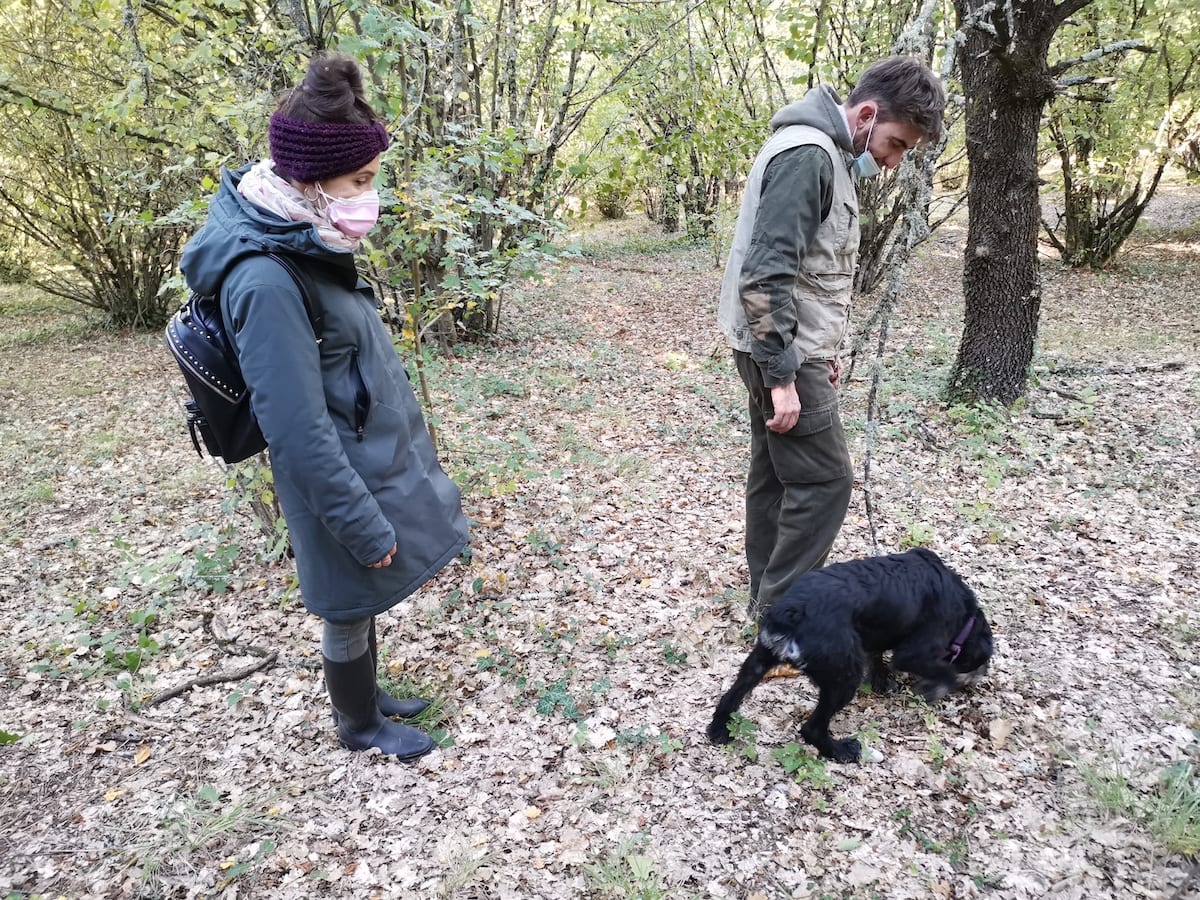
[
  {"left": 946, "top": 60, "right": 1043, "bottom": 405},
  {"left": 946, "top": 0, "right": 1090, "bottom": 405}
]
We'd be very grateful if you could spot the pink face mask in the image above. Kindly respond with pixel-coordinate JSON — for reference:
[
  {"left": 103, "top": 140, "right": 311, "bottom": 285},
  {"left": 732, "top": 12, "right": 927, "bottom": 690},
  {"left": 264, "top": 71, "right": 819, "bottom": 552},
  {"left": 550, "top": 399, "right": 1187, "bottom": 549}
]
[{"left": 318, "top": 186, "right": 381, "bottom": 239}]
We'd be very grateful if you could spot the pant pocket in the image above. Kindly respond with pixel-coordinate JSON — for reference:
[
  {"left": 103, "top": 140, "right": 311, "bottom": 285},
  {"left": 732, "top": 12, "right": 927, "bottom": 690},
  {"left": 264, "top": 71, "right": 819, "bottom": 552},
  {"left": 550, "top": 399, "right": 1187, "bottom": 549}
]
[{"left": 770, "top": 403, "right": 852, "bottom": 483}]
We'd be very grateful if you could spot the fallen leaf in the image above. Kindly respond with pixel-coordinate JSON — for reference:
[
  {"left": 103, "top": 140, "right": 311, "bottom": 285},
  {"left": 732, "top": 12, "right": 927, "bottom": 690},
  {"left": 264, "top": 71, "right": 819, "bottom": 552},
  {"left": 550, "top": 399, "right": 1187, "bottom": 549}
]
[
  {"left": 989, "top": 718, "right": 1015, "bottom": 750},
  {"left": 846, "top": 861, "right": 883, "bottom": 886}
]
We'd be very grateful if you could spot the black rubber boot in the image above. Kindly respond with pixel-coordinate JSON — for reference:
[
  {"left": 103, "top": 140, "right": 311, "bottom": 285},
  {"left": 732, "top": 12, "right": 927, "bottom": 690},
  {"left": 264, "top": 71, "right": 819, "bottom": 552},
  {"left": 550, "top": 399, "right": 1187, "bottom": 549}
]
[
  {"left": 330, "top": 620, "right": 430, "bottom": 723},
  {"left": 323, "top": 652, "right": 435, "bottom": 761}
]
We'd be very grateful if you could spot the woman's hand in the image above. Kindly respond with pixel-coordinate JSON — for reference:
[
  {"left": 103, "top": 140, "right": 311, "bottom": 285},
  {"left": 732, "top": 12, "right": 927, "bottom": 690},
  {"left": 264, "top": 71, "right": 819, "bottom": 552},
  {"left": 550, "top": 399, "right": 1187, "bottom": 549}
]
[{"left": 370, "top": 544, "right": 397, "bottom": 568}]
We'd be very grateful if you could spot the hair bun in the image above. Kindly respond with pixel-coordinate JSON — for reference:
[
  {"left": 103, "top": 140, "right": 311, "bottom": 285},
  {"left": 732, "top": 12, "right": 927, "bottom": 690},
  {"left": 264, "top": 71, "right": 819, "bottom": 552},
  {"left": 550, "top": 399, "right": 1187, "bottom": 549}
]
[
  {"left": 306, "top": 55, "right": 364, "bottom": 102},
  {"left": 278, "top": 52, "right": 378, "bottom": 129}
]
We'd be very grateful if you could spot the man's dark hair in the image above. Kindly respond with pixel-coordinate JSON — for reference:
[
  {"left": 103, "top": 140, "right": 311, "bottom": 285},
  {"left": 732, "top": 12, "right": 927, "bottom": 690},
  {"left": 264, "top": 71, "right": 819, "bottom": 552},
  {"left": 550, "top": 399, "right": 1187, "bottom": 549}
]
[{"left": 847, "top": 56, "right": 945, "bottom": 142}]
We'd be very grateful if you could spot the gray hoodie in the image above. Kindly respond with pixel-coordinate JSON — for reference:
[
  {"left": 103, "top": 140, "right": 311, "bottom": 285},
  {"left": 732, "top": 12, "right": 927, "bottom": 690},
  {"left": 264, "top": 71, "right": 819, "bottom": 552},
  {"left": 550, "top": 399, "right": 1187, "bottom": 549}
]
[{"left": 717, "top": 86, "right": 860, "bottom": 386}]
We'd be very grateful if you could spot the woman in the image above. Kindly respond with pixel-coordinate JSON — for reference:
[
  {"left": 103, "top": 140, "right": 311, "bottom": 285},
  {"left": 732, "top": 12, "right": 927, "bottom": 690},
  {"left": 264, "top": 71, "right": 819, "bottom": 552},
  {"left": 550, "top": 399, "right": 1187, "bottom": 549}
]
[{"left": 180, "top": 54, "right": 469, "bottom": 761}]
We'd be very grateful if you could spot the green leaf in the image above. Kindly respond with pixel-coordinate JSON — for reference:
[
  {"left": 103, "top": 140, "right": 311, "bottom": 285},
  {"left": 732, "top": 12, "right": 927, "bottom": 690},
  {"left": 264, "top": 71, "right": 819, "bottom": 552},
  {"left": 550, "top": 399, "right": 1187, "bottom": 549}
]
[{"left": 627, "top": 855, "right": 654, "bottom": 880}]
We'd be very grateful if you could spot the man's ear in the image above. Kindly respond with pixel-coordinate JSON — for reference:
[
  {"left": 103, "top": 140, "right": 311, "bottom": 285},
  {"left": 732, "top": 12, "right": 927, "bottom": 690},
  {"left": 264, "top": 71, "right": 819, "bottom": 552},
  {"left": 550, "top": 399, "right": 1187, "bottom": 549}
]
[{"left": 853, "top": 101, "right": 877, "bottom": 129}]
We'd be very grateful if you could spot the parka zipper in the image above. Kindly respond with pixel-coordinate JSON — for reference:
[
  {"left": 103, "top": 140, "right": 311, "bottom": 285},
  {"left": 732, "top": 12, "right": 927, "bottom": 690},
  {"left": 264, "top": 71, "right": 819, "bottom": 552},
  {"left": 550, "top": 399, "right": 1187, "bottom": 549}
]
[{"left": 349, "top": 348, "right": 371, "bottom": 442}]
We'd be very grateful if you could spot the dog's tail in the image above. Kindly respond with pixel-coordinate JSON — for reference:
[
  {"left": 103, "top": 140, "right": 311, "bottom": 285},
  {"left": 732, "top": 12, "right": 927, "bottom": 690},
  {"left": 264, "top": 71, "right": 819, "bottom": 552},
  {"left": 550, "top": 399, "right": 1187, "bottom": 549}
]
[
  {"left": 707, "top": 641, "right": 778, "bottom": 744},
  {"left": 757, "top": 625, "right": 806, "bottom": 668}
]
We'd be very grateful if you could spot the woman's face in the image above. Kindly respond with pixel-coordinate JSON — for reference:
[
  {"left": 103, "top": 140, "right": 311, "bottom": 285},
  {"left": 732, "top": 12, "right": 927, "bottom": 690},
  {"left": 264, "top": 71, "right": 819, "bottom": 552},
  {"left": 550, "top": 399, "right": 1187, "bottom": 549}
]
[{"left": 303, "top": 154, "right": 382, "bottom": 205}]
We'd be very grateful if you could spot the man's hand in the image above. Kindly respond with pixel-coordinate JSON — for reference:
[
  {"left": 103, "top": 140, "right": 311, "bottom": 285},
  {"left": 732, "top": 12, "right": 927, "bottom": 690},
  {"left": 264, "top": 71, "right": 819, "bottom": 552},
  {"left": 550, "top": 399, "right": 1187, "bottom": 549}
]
[
  {"left": 370, "top": 544, "right": 397, "bottom": 568},
  {"left": 766, "top": 383, "right": 801, "bottom": 433}
]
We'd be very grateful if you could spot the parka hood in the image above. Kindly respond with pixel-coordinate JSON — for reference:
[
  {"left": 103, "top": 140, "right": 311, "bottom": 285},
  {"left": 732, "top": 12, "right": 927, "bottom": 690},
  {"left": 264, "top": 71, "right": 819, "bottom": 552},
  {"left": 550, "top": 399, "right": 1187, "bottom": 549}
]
[
  {"left": 180, "top": 164, "right": 357, "bottom": 298},
  {"left": 769, "top": 85, "right": 854, "bottom": 158}
]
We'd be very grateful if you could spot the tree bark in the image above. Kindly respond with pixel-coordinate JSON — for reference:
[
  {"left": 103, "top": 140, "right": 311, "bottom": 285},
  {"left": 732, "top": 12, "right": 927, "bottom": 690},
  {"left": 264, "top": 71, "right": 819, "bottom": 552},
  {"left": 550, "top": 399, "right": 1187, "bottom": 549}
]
[{"left": 946, "top": 0, "right": 1092, "bottom": 406}]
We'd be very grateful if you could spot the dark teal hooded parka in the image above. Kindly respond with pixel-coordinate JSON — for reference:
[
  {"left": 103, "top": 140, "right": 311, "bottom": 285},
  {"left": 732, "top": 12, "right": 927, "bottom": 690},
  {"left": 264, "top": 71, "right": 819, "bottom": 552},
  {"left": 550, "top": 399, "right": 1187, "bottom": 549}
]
[{"left": 180, "top": 166, "right": 469, "bottom": 622}]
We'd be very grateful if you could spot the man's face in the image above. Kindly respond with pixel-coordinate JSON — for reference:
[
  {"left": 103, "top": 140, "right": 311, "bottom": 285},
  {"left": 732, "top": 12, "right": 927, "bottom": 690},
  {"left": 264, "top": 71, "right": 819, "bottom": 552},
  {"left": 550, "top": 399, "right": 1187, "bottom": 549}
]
[{"left": 852, "top": 106, "right": 925, "bottom": 170}]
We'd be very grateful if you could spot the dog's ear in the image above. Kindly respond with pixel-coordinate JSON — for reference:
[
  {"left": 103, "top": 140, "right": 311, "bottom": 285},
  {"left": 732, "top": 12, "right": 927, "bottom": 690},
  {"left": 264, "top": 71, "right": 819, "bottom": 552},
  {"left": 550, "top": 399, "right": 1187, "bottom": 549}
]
[{"left": 906, "top": 627, "right": 951, "bottom": 672}]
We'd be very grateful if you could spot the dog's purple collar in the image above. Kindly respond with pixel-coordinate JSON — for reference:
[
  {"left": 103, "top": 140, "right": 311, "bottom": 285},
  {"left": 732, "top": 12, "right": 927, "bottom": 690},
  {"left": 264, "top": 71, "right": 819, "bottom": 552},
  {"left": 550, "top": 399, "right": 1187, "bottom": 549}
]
[{"left": 946, "top": 615, "right": 976, "bottom": 663}]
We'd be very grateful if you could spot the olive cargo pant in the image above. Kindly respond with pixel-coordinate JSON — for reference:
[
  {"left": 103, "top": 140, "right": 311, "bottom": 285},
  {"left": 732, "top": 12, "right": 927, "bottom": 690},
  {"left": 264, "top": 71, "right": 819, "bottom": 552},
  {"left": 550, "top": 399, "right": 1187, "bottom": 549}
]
[{"left": 735, "top": 352, "right": 854, "bottom": 618}]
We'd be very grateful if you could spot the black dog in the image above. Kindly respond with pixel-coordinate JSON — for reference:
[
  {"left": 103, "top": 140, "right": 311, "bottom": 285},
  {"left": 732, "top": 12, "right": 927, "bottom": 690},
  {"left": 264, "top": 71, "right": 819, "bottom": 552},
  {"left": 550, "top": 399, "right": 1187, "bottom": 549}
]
[{"left": 707, "top": 548, "right": 993, "bottom": 763}]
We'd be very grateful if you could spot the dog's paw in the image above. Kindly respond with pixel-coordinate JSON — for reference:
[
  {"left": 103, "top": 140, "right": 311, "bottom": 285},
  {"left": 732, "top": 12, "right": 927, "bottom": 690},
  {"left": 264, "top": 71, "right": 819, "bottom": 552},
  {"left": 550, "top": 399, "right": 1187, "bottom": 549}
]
[
  {"left": 706, "top": 720, "right": 733, "bottom": 744},
  {"left": 868, "top": 673, "right": 897, "bottom": 695},
  {"left": 829, "top": 737, "right": 861, "bottom": 764}
]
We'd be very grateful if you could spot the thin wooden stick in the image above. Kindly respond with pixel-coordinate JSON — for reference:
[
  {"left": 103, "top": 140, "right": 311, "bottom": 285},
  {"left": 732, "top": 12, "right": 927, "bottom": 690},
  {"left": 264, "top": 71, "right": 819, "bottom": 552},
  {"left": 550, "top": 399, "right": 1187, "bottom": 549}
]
[{"left": 144, "top": 652, "right": 278, "bottom": 708}]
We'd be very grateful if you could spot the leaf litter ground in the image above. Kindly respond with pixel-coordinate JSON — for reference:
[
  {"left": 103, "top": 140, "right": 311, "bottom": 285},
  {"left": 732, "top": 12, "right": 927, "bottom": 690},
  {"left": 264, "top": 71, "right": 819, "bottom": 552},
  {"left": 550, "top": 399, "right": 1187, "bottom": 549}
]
[{"left": 0, "top": 188, "right": 1198, "bottom": 899}]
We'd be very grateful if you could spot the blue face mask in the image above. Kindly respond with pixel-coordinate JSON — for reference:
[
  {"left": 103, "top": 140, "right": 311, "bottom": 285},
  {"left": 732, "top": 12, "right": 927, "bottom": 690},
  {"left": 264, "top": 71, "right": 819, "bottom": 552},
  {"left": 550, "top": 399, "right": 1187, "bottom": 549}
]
[{"left": 852, "top": 116, "right": 881, "bottom": 179}]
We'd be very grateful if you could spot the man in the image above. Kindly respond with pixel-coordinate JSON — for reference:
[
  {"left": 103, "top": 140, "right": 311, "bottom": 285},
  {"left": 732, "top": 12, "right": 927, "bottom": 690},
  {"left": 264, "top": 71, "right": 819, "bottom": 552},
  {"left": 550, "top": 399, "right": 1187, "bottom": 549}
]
[{"left": 717, "top": 56, "right": 945, "bottom": 617}]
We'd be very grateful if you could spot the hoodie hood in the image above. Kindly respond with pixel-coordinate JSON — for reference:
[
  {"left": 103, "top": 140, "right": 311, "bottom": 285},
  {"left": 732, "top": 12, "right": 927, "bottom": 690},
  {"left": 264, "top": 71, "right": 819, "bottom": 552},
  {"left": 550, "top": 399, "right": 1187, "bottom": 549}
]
[
  {"left": 769, "top": 85, "right": 854, "bottom": 158},
  {"left": 180, "top": 164, "right": 357, "bottom": 298}
]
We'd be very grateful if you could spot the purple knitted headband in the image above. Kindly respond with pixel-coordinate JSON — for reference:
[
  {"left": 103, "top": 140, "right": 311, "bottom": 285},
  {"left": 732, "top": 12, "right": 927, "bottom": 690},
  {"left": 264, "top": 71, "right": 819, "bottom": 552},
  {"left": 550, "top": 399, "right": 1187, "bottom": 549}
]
[{"left": 268, "top": 111, "right": 390, "bottom": 183}]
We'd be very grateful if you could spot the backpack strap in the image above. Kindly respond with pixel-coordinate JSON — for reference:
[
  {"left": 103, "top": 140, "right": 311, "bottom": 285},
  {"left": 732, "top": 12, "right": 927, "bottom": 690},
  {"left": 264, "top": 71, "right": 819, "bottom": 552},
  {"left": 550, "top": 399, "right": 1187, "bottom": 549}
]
[{"left": 263, "top": 251, "right": 324, "bottom": 343}]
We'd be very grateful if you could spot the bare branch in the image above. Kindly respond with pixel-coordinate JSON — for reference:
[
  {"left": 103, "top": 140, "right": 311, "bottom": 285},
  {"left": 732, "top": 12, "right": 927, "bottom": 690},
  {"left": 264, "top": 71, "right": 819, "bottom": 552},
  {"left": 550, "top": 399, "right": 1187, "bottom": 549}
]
[
  {"left": 145, "top": 651, "right": 279, "bottom": 708},
  {"left": 1040, "top": 217, "right": 1067, "bottom": 253},
  {"left": 950, "top": 1, "right": 998, "bottom": 55},
  {"left": 1050, "top": 39, "right": 1151, "bottom": 77},
  {"left": 894, "top": 0, "right": 940, "bottom": 57},
  {"left": 1050, "top": 0, "right": 1097, "bottom": 30},
  {"left": 1056, "top": 74, "right": 1114, "bottom": 87}
]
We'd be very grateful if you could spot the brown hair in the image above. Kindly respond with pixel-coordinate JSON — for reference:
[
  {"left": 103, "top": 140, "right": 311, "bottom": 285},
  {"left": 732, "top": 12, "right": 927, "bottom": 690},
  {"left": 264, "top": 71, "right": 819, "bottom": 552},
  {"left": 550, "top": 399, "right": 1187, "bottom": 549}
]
[
  {"left": 277, "top": 53, "right": 379, "bottom": 125},
  {"left": 847, "top": 56, "right": 945, "bottom": 142}
]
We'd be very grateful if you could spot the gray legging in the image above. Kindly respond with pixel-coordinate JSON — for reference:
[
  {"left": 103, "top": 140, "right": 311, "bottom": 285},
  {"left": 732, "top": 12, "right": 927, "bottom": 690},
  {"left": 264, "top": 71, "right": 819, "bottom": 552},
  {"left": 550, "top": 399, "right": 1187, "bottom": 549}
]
[{"left": 321, "top": 616, "right": 372, "bottom": 663}]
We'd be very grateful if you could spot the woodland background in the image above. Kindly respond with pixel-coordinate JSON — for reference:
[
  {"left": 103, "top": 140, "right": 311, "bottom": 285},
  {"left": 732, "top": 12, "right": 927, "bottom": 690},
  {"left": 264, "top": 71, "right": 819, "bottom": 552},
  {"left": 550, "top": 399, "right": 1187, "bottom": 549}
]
[{"left": 1, "top": 0, "right": 1199, "bottom": 897}]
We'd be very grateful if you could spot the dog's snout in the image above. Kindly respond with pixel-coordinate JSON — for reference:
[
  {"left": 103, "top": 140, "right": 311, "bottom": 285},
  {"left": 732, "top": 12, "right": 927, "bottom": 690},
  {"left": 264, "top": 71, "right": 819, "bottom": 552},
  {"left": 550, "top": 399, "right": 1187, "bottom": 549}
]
[
  {"left": 955, "top": 662, "right": 989, "bottom": 688},
  {"left": 916, "top": 678, "right": 951, "bottom": 703}
]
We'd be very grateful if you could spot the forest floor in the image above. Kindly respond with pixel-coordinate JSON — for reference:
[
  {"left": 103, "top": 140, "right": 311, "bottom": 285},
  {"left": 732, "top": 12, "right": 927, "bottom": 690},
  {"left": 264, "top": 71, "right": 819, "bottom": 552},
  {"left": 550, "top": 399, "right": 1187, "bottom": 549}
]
[{"left": 1, "top": 185, "right": 1198, "bottom": 900}]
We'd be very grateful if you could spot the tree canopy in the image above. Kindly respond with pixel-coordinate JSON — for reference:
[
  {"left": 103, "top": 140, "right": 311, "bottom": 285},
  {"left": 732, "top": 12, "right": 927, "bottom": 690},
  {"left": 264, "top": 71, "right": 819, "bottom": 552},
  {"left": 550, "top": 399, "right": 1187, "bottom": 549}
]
[{"left": 0, "top": 0, "right": 1196, "bottom": 404}]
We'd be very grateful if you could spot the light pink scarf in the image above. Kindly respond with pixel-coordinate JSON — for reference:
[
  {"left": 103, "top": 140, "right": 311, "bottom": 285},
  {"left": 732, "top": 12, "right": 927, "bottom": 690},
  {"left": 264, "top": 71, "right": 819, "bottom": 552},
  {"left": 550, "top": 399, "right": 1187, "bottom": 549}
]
[{"left": 236, "top": 159, "right": 360, "bottom": 252}]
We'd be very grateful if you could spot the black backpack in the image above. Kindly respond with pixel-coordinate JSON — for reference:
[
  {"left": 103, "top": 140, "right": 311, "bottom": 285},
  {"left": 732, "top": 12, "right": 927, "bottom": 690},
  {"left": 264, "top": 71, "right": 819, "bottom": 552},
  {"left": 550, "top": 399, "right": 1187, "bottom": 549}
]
[{"left": 164, "top": 252, "right": 323, "bottom": 464}]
